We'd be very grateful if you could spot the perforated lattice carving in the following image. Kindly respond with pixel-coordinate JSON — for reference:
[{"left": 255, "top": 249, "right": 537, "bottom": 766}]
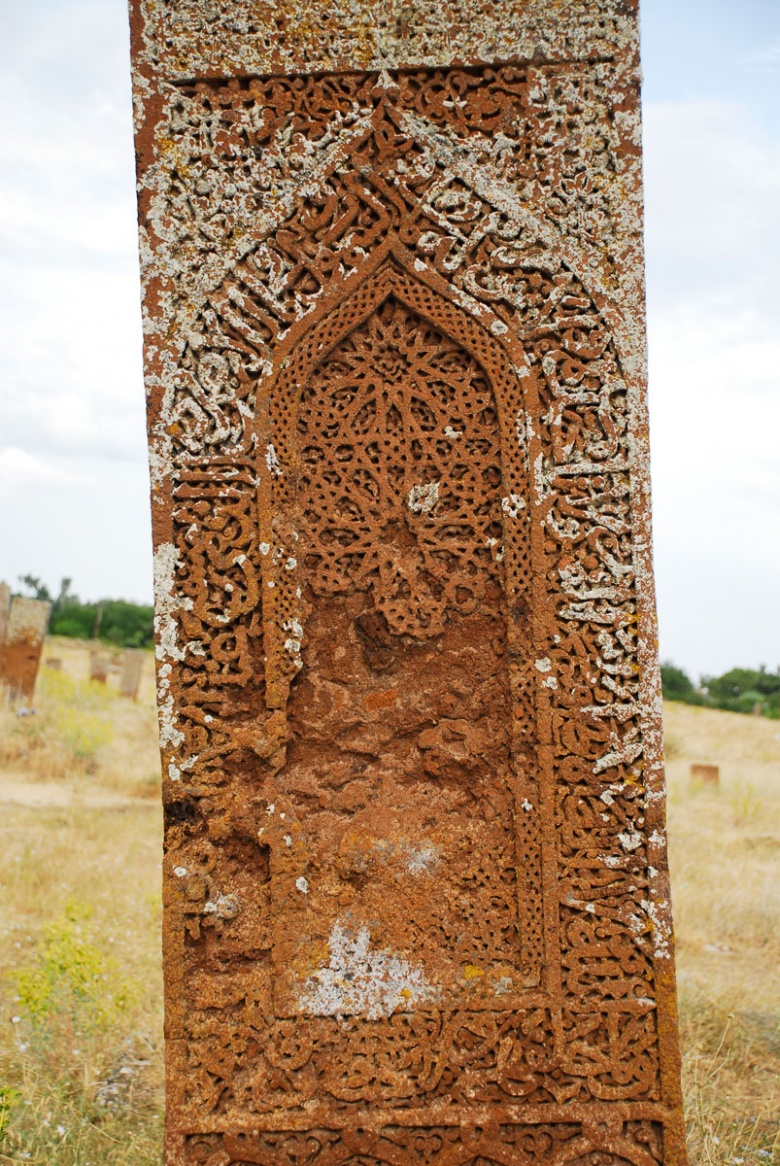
[{"left": 296, "top": 297, "right": 503, "bottom": 633}]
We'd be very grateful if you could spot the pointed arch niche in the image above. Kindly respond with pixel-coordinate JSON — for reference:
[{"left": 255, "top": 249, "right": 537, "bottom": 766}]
[{"left": 255, "top": 259, "right": 549, "bottom": 1014}]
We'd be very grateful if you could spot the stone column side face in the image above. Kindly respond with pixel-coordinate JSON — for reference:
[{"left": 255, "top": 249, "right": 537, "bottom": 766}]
[
  {"left": 129, "top": 3, "right": 688, "bottom": 1165},
  {"left": 0, "top": 583, "right": 10, "bottom": 646}
]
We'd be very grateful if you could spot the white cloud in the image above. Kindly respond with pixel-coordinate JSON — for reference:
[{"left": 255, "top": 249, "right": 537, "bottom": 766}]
[
  {"left": 0, "top": 0, "right": 144, "bottom": 466},
  {"left": 0, "top": 448, "right": 92, "bottom": 497},
  {"left": 644, "top": 97, "right": 780, "bottom": 675},
  {"left": 644, "top": 99, "right": 780, "bottom": 274},
  {"left": 0, "top": 2, "right": 152, "bottom": 603},
  {"left": 741, "top": 39, "right": 780, "bottom": 71}
]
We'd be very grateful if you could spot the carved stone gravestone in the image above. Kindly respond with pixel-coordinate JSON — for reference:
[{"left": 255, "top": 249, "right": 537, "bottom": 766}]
[
  {"left": 0, "top": 583, "right": 9, "bottom": 666},
  {"left": 130, "top": 2, "right": 687, "bottom": 1164},
  {"left": 119, "top": 648, "right": 145, "bottom": 700},
  {"left": 0, "top": 594, "right": 51, "bottom": 704},
  {"left": 89, "top": 650, "right": 110, "bottom": 684}
]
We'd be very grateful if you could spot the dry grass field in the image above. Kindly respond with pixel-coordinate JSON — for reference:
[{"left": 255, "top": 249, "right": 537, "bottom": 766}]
[
  {"left": 664, "top": 704, "right": 780, "bottom": 1166},
  {"left": 0, "top": 639, "right": 777, "bottom": 1163},
  {"left": 0, "top": 638, "right": 164, "bottom": 1163}
]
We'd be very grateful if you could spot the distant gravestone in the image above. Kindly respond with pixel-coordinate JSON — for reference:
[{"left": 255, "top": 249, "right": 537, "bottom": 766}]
[
  {"left": 0, "top": 582, "right": 9, "bottom": 653},
  {"left": 0, "top": 583, "right": 8, "bottom": 701},
  {"left": 690, "top": 763, "right": 720, "bottom": 787},
  {"left": 130, "top": 2, "right": 688, "bottom": 1164},
  {"left": 1, "top": 595, "right": 51, "bottom": 703},
  {"left": 119, "top": 649, "right": 144, "bottom": 700},
  {"left": 89, "top": 651, "right": 109, "bottom": 684}
]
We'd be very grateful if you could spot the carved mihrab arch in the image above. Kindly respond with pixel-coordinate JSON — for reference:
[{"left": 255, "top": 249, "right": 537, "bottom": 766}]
[{"left": 255, "top": 256, "right": 544, "bottom": 1014}]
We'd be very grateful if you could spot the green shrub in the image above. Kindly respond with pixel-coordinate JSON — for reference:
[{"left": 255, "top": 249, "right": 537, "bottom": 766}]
[
  {"left": 661, "top": 662, "right": 695, "bottom": 700},
  {"left": 17, "top": 574, "right": 154, "bottom": 648},
  {"left": 662, "top": 661, "right": 780, "bottom": 719}
]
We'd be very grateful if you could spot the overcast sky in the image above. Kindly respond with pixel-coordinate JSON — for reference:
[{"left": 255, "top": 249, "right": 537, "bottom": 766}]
[{"left": 0, "top": 0, "right": 778, "bottom": 679}]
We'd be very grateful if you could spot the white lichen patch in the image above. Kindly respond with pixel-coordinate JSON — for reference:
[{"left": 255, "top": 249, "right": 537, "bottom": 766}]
[
  {"left": 618, "top": 829, "right": 642, "bottom": 853},
  {"left": 408, "top": 481, "right": 439, "bottom": 515},
  {"left": 299, "top": 922, "right": 436, "bottom": 1020},
  {"left": 640, "top": 897, "right": 672, "bottom": 959},
  {"left": 158, "top": 690, "right": 184, "bottom": 749},
  {"left": 265, "top": 443, "right": 283, "bottom": 476},
  {"left": 405, "top": 842, "right": 440, "bottom": 875},
  {"left": 594, "top": 740, "right": 643, "bottom": 775},
  {"left": 501, "top": 493, "right": 525, "bottom": 519},
  {"left": 203, "top": 894, "right": 240, "bottom": 920},
  {"left": 283, "top": 617, "right": 304, "bottom": 665},
  {"left": 153, "top": 542, "right": 184, "bottom": 664}
]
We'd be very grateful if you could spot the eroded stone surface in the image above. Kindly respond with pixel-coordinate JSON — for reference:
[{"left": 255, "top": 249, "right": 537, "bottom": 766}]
[{"left": 129, "top": 3, "right": 687, "bottom": 1164}]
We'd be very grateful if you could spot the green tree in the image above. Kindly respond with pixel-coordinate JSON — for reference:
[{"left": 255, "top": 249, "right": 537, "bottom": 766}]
[
  {"left": 18, "top": 575, "right": 154, "bottom": 649},
  {"left": 703, "top": 665, "right": 780, "bottom": 717},
  {"left": 17, "top": 574, "right": 52, "bottom": 602},
  {"left": 98, "top": 600, "right": 154, "bottom": 648},
  {"left": 660, "top": 662, "right": 695, "bottom": 701}
]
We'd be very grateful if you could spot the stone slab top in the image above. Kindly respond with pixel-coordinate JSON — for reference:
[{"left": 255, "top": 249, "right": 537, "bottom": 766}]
[{"left": 130, "top": 0, "right": 639, "bottom": 84}]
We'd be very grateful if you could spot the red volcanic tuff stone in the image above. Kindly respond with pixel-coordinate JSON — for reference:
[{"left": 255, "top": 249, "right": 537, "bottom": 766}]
[{"left": 129, "top": 2, "right": 688, "bottom": 1164}]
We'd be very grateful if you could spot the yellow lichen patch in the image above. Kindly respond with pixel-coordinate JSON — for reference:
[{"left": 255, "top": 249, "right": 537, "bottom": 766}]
[
  {"left": 302, "top": 939, "right": 331, "bottom": 975},
  {"left": 463, "top": 964, "right": 484, "bottom": 981}
]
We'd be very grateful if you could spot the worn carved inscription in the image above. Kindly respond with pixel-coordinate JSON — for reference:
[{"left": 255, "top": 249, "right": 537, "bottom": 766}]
[{"left": 130, "top": 3, "right": 687, "bottom": 1165}]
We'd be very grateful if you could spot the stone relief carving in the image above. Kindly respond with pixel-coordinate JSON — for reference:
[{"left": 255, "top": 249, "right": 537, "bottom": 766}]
[{"left": 131, "top": 30, "right": 685, "bottom": 1166}]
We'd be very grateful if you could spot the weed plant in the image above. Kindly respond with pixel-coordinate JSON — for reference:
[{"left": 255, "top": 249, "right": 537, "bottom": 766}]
[
  {"left": 0, "top": 669, "right": 114, "bottom": 779},
  {"left": 1, "top": 904, "right": 160, "bottom": 1162},
  {"left": 0, "top": 641, "right": 163, "bottom": 1162}
]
